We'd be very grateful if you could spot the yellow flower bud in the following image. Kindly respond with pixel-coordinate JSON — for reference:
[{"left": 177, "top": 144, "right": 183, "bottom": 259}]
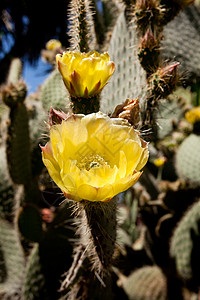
[
  {"left": 46, "top": 39, "right": 62, "bottom": 51},
  {"left": 153, "top": 157, "right": 167, "bottom": 167},
  {"left": 56, "top": 51, "right": 115, "bottom": 97},
  {"left": 41, "top": 112, "right": 149, "bottom": 202},
  {"left": 185, "top": 106, "right": 200, "bottom": 124}
]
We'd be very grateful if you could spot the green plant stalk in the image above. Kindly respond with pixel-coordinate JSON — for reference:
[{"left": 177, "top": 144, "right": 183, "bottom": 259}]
[
  {"left": 81, "top": 198, "right": 117, "bottom": 271},
  {"left": 68, "top": 0, "right": 95, "bottom": 52}
]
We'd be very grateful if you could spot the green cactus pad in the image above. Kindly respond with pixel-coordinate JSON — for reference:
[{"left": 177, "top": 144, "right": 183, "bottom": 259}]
[
  {"left": 176, "top": 134, "right": 200, "bottom": 185},
  {"left": 0, "top": 219, "right": 25, "bottom": 299},
  {"left": 21, "top": 244, "right": 47, "bottom": 300},
  {"left": 26, "top": 98, "right": 46, "bottom": 176},
  {"left": 101, "top": 11, "right": 146, "bottom": 114},
  {"left": 40, "top": 69, "right": 69, "bottom": 111},
  {"left": 18, "top": 204, "right": 43, "bottom": 242},
  {"left": 122, "top": 265, "right": 167, "bottom": 300},
  {"left": 162, "top": 5, "right": 200, "bottom": 80},
  {"left": 170, "top": 200, "right": 200, "bottom": 281},
  {"left": 155, "top": 98, "right": 184, "bottom": 140},
  {"left": 0, "top": 146, "right": 16, "bottom": 221},
  {"left": 26, "top": 98, "right": 46, "bottom": 149}
]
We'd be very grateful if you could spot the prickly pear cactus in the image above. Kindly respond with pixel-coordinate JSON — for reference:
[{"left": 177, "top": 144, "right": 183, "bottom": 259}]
[
  {"left": 176, "top": 134, "right": 200, "bottom": 185},
  {"left": 26, "top": 97, "right": 46, "bottom": 148},
  {"left": 26, "top": 97, "right": 46, "bottom": 177},
  {"left": 162, "top": 4, "right": 200, "bottom": 78},
  {"left": 101, "top": 11, "right": 147, "bottom": 114},
  {"left": 170, "top": 200, "right": 200, "bottom": 282},
  {"left": 0, "top": 146, "right": 15, "bottom": 221},
  {"left": 40, "top": 69, "right": 69, "bottom": 111},
  {"left": 21, "top": 244, "right": 47, "bottom": 300},
  {"left": 155, "top": 97, "right": 185, "bottom": 140},
  {"left": 0, "top": 219, "right": 25, "bottom": 299},
  {"left": 122, "top": 265, "right": 167, "bottom": 300}
]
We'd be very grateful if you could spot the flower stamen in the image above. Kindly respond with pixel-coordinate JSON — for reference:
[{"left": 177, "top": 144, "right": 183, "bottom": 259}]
[{"left": 77, "top": 153, "right": 109, "bottom": 171}]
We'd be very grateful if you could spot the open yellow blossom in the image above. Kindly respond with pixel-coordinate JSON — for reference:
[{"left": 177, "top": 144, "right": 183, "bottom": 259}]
[
  {"left": 46, "top": 39, "right": 62, "bottom": 51},
  {"left": 41, "top": 112, "right": 149, "bottom": 202},
  {"left": 185, "top": 107, "right": 200, "bottom": 124},
  {"left": 56, "top": 51, "right": 115, "bottom": 97}
]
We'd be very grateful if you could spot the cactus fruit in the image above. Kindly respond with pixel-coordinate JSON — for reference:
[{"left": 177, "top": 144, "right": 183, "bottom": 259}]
[
  {"left": 40, "top": 69, "right": 69, "bottom": 111},
  {"left": 176, "top": 134, "right": 200, "bottom": 185},
  {"left": 122, "top": 265, "right": 167, "bottom": 300},
  {"left": 170, "top": 200, "right": 200, "bottom": 283},
  {"left": 101, "top": 11, "right": 146, "bottom": 114}
]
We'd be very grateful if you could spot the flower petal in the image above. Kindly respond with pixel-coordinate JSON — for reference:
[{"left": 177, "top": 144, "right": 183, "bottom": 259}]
[{"left": 112, "top": 171, "right": 142, "bottom": 197}]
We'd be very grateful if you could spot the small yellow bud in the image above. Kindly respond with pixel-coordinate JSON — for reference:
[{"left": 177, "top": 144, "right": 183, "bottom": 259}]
[
  {"left": 46, "top": 39, "right": 62, "bottom": 51},
  {"left": 153, "top": 157, "right": 167, "bottom": 167},
  {"left": 185, "top": 107, "right": 200, "bottom": 124}
]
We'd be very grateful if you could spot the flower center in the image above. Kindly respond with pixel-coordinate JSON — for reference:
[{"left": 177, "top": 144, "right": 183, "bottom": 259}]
[{"left": 77, "top": 153, "right": 108, "bottom": 171}]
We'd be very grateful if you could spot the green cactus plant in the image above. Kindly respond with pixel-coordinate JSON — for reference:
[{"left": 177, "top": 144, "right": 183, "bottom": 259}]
[
  {"left": 0, "top": 0, "right": 198, "bottom": 299},
  {"left": 122, "top": 265, "right": 167, "bottom": 300},
  {"left": 21, "top": 244, "right": 47, "bottom": 300},
  {"left": 0, "top": 219, "right": 25, "bottom": 299},
  {"left": 0, "top": 145, "right": 15, "bottom": 222},
  {"left": 7, "top": 58, "right": 23, "bottom": 84},
  {"left": 40, "top": 69, "right": 69, "bottom": 112},
  {"left": 101, "top": 10, "right": 147, "bottom": 114},
  {"left": 68, "top": 0, "right": 97, "bottom": 52},
  {"left": 170, "top": 199, "right": 200, "bottom": 283},
  {"left": 6, "top": 102, "right": 32, "bottom": 184},
  {"left": 162, "top": 4, "right": 200, "bottom": 80},
  {"left": 176, "top": 134, "right": 200, "bottom": 185},
  {"left": 155, "top": 97, "right": 185, "bottom": 140}
]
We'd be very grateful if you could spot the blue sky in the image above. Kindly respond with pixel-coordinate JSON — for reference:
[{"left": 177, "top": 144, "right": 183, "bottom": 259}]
[
  {"left": 23, "top": 57, "right": 51, "bottom": 94},
  {"left": 1, "top": 30, "right": 50, "bottom": 94}
]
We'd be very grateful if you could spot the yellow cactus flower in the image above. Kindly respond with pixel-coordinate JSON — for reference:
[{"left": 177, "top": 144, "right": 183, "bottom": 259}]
[
  {"left": 56, "top": 51, "right": 115, "bottom": 97},
  {"left": 153, "top": 157, "right": 166, "bottom": 167},
  {"left": 46, "top": 39, "right": 62, "bottom": 51},
  {"left": 41, "top": 112, "right": 149, "bottom": 202},
  {"left": 185, "top": 107, "right": 200, "bottom": 124}
]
